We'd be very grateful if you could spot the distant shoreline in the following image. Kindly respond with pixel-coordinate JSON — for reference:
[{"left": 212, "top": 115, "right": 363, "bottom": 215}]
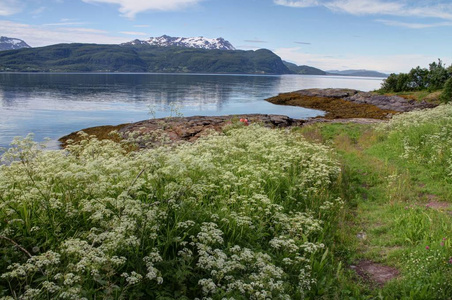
[{"left": 0, "top": 71, "right": 387, "bottom": 79}]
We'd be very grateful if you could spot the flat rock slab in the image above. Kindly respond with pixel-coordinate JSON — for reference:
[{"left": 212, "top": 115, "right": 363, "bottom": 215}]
[
  {"left": 352, "top": 260, "right": 399, "bottom": 286},
  {"left": 119, "top": 114, "right": 304, "bottom": 147},
  {"left": 122, "top": 114, "right": 301, "bottom": 135},
  {"left": 345, "top": 92, "right": 436, "bottom": 112},
  {"left": 292, "top": 88, "right": 359, "bottom": 99},
  {"left": 59, "top": 114, "right": 303, "bottom": 148}
]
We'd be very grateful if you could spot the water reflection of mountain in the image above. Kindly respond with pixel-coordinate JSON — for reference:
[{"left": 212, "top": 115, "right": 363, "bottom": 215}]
[
  {"left": 0, "top": 73, "right": 282, "bottom": 112},
  {"left": 0, "top": 73, "right": 384, "bottom": 149}
]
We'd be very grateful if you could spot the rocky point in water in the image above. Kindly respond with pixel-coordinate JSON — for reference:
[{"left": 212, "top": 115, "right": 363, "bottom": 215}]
[{"left": 266, "top": 88, "right": 437, "bottom": 120}]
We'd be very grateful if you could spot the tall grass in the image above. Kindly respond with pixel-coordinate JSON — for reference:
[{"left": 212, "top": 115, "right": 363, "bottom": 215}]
[
  {"left": 0, "top": 125, "right": 345, "bottom": 299},
  {"left": 296, "top": 105, "right": 452, "bottom": 299},
  {"left": 374, "top": 104, "right": 452, "bottom": 196},
  {"left": 372, "top": 105, "right": 452, "bottom": 299}
]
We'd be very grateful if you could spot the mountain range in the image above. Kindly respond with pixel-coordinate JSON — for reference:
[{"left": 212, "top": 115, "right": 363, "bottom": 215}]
[
  {"left": 0, "top": 36, "right": 31, "bottom": 51},
  {"left": 122, "top": 35, "right": 236, "bottom": 51},
  {"left": 0, "top": 43, "right": 290, "bottom": 74},
  {"left": 0, "top": 35, "right": 387, "bottom": 77},
  {"left": 327, "top": 69, "right": 388, "bottom": 78}
]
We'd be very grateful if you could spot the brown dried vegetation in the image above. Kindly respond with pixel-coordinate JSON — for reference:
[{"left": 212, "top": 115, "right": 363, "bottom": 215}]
[
  {"left": 266, "top": 92, "right": 398, "bottom": 119},
  {"left": 59, "top": 124, "right": 127, "bottom": 148}
]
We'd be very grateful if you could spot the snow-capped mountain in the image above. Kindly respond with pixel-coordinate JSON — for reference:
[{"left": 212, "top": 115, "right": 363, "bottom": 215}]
[
  {"left": 0, "top": 36, "right": 31, "bottom": 51},
  {"left": 123, "top": 35, "right": 236, "bottom": 50}
]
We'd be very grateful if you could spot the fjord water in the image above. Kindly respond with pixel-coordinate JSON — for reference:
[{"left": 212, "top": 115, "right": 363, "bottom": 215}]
[{"left": 0, "top": 73, "right": 382, "bottom": 149}]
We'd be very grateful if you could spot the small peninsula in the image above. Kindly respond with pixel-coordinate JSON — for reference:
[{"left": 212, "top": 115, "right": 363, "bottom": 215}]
[{"left": 266, "top": 88, "right": 437, "bottom": 119}]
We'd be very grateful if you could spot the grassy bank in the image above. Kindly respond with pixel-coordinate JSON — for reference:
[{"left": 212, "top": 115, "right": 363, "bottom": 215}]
[
  {"left": 1, "top": 104, "right": 452, "bottom": 299},
  {"left": 296, "top": 104, "right": 452, "bottom": 299}
]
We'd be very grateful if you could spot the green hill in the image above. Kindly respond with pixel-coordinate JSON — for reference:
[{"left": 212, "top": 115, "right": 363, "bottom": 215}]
[
  {"left": 0, "top": 43, "right": 292, "bottom": 74},
  {"left": 283, "top": 61, "right": 326, "bottom": 75}
]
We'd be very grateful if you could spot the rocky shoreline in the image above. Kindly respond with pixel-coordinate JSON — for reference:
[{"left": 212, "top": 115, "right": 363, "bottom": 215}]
[
  {"left": 295, "top": 88, "right": 436, "bottom": 112},
  {"left": 59, "top": 114, "right": 303, "bottom": 147},
  {"left": 59, "top": 88, "right": 439, "bottom": 148}
]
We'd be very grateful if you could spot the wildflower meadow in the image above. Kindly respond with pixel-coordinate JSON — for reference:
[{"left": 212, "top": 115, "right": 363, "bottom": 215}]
[{"left": 0, "top": 125, "right": 345, "bottom": 299}]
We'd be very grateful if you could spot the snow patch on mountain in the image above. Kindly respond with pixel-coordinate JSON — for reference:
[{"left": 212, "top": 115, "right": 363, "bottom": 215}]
[
  {"left": 0, "top": 36, "right": 31, "bottom": 51},
  {"left": 123, "top": 35, "right": 236, "bottom": 50}
]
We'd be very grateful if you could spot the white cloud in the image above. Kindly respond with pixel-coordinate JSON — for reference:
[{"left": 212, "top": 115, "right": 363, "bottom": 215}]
[
  {"left": 81, "top": 0, "right": 204, "bottom": 18},
  {"left": 273, "top": 0, "right": 319, "bottom": 8},
  {"left": 324, "top": 0, "right": 403, "bottom": 16},
  {"left": 0, "top": 20, "right": 128, "bottom": 47},
  {"left": 274, "top": 0, "right": 452, "bottom": 21},
  {"left": 274, "top": 47, "right": 443, "bottom": 73},
  {"left": 65, "top": 28, "right": 108, "bottom": 34},
  {"left": 0, "top": 0, "right": 23, "bottom": 16},
  {"left": 376, "top": 19, "right": 452, "bottom": 29},
  {"left": 30, "top": 6, "right": 46, "bottom": 16},
  {"left": 244, "top": 39, "right": 267, "bottom": 43},
  {"left": 120, "top": 31, "right": 148, "bottom": 36},
  {"left": 43, "top": 22, "right": 88, "bottom": 26}
]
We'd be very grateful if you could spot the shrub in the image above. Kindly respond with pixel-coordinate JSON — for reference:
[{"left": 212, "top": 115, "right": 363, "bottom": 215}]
[
  {"left": 440, "top": 77, "right": 452, "bottom": 103},
  {"left": 380, "top": 59, "right": 451, "bottom": 93}
]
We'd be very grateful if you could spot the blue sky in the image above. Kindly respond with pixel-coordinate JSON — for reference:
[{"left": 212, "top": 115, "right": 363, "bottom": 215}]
[{"left": 1, "top": 0, "right": 451, "bottom": 73}]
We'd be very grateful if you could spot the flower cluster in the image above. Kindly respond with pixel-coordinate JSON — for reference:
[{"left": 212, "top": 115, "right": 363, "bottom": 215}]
[{"left": 0, "top": 125, "right": 342, "bottom": 298}]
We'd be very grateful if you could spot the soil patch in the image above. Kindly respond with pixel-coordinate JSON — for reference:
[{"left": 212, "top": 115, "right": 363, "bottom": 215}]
[
  {"left": 425, "top": 200, "right": 451, "bottom": 211},
  {"left": 352, "top": 260, "right": 399, "bottom": 286}
]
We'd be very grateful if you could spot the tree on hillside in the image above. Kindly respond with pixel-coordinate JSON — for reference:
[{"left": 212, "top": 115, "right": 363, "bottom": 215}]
[
  {"left": 380, "top": 59, "right": 451, "bottom": 93},
  {"left": 428, "top": 59, "right": 449, "bottom": 91},
  {"left": 408, "top": 66, "right": 429, "bottom": 90},
  {"left": 380, "top": 73, "right": 398, "bottom": 92},
  {"left": 440, "top": 77, "right": 452, "bottom": 103}
]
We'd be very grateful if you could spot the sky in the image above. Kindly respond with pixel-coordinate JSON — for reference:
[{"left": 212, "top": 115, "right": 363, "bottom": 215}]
[{"left": 0, "top": 0, "right": 451, "bottom": 73}]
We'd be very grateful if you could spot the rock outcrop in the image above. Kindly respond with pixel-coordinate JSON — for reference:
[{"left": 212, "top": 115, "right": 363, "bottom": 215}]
[
  {"left": 266, "top": 88, "right": 438, "bottom": 119},
  {"left": 287, "top": 88, "right": 436, "bottom": 112},
  {"left": 59, "top": 114, "right": 303, "bottom": 148}
]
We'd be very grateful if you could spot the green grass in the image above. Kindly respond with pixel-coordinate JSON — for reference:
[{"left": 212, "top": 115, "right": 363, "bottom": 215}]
[
  {"left": 375, "top": 90, "right": 442, "bottom": 103},
  {"left": 297, "top": 104, "right": 452, "bottom": 299}
]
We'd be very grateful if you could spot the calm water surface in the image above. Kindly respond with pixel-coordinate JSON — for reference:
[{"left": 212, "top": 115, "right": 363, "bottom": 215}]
[{"left": 0, "top": 73, "right": 383, "bottom": 149}]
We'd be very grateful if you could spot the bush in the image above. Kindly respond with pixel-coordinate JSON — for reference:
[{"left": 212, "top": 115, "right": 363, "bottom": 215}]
[
  {"left": 380, "top": 59, "right": 451, "bottom": 93},
  {"left": 380, "top": 73, "right": 399, "bottom": 92},
  {"left": 440, "top": 77, "right": 452, "bottom": 103},
  {"left": 428, "top": 59, "right": 449, "bottom": 91}
]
